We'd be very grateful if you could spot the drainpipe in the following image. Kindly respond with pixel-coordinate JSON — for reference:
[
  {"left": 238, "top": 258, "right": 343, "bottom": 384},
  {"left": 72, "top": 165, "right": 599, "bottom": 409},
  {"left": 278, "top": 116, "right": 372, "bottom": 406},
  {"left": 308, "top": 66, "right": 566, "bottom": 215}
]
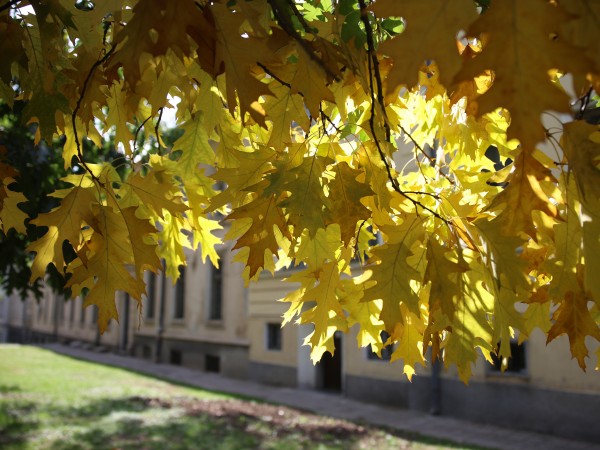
[
  {"left": 21, "top": 297, "right": 29, "bottom": 343},
  {"left": 52, "top": 295, "right": 60, "bottom": 342},
  {"left": 430, "top": 357, "right": 441, "bottom": 415},
  {"left": 121, "top": 294, "right": 130, "bottom": 353},
  {"left": 154, "top": 265, "right": 166, "bottom": 364},
  {"left": 94, "top": 314, "right": 101, "bottom": 346}
]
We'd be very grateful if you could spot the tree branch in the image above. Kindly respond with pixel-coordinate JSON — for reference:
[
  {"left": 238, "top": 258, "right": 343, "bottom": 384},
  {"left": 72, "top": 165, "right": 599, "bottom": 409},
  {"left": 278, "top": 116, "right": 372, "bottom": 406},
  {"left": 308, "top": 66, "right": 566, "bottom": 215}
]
[
  {"left": 71, "top": 45, "right": 115, "bottom": 184},
  {"left": 154, "top": 107, "right": 164, "bottom": 155},
  {"left": 268, "top": 0, "right": 340, "bottom": 82},
  {"left": 358, "top": 0, "right": 447, "bottom": 223},
  {"left": 257, "top": 62, "right": 293, "bottom": 90},
  {"left": 133, "top": 115, "right": 154, "bottom": 154}
]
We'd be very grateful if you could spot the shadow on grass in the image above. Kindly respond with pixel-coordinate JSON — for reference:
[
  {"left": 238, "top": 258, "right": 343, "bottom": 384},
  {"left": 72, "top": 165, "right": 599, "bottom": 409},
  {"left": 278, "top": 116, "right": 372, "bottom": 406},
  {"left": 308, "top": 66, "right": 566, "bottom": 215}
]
[
  {"left": 33, "top": 348, "right": 490, "bottom": 450},
  {"left": 40, "top": 395, "right": 377, "bottom": 450},
  {"left": 47, "top": 396, "right": 167, "bottom": 421},
  {"left": 39, "top": 394, "right": 489, "bottom": 450},
  {"left": 0, "top": 384, "right": 39, "bottom": 449}
]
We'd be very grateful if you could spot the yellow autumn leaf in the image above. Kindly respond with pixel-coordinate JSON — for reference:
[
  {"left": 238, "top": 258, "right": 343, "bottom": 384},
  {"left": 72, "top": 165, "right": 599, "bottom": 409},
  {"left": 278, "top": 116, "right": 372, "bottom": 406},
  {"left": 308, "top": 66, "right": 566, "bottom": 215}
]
[{"left": 547, "top": 289, "right": 600, "bottom": 370}]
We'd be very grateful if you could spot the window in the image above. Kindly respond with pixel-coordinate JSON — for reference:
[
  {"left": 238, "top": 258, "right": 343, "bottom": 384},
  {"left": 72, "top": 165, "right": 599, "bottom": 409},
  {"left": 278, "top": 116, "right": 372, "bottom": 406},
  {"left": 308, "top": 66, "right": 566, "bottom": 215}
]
[
  {"left": 146, "top": 272, "right": 156, "bottom": 319},
  {"left": 367, "top": 331, "right": 393, "bottom": 361},
  {"left": 490, "top": 340, "right": 527, "bottom": 374},
  {"left": 174, "top": 266, "right": 185, "bottom": 319},
  {"left": 170, "top": 349, "right": 182, "bottom": 366},
  {"left": 205, "top": 354, "right": 220, "bottom": 373},
  {"left": 142, "top": 345, "right": 152, "bottom": 359},
  {"left": 208, "top": 262, "right": 222, "bottom": 321},
  {"left": 266, "top": 323, "right": 282, "bottom": 351}
]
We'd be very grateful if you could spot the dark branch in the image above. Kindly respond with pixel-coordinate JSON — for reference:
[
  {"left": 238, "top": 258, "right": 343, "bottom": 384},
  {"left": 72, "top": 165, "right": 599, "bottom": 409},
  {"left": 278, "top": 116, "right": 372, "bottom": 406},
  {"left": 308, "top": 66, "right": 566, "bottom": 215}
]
[
  {"left": 358, "top": 0, "right": 448, "bottom": 223},
  {"left": 133, "top": 115, "right": 154, "bottom": 154},
  {"left": 320, "top": 106, "right": 342, "bottom": 135},
  {"left": 71, "top": 44, "right": 115, "bottom": 184},
  {"left": 154, "top": 107, "right": 164, "bottom": 155},
  {"left": 267, "top": 0, "right": 340, "bottom": 82},
  {"left": 257, "top": 62, "right": 293, "bottom": 90},
  {"left": 286, "top": 0, "right": 312, "bottom": 34}
]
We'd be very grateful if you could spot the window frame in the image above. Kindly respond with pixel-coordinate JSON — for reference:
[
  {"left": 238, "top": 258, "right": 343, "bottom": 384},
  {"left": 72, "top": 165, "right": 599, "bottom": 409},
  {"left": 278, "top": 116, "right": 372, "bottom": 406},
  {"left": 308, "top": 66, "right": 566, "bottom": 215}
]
[
  {"left": 266, "top": 322, "right": 283, "bottom": 351},
  {"left": 487, "top": 339, "right": 528, "bottom": 377}
]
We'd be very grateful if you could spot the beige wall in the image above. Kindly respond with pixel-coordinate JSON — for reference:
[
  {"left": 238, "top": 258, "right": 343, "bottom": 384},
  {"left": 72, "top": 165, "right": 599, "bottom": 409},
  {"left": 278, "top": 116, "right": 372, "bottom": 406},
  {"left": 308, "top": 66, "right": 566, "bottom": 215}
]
[
  {"left": 246, "top": 269, "right": 600, "bottom": 394},
  {"left": 156, "top": 248, "right": 249, "bottom": 346},
  {"left": 343, "top": 326, "right": 426, "bottom": 382},
  {"left": 248, "top": 274, "right": 298, "bottom": 367},
  {"left": 4, "top": 284, "right": 139, "bottom": 351},
  {"left": 5, "top": 250, "right": 598, "bottom": 396},
  {"left": 525, "top": 329, "right": 600, "bottom": 392}
]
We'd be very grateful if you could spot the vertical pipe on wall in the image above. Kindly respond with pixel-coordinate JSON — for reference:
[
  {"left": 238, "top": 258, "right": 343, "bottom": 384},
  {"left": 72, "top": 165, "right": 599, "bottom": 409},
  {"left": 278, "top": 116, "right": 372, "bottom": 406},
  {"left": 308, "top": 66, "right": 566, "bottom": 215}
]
[
  {"left": 52, "top": 294, "right": 60, "bottom": 342},
  {"left": 430, "top": 357, "right": 442, "bottom": 415},
  {"left": 121, "top": 293, "right": 130, "bottom": 353}
]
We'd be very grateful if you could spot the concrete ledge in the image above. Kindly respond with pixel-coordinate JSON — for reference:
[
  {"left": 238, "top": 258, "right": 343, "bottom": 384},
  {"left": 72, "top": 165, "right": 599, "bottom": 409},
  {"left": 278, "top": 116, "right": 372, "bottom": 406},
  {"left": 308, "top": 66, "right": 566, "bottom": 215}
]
[
  {"left": 441, "top": 378, "right": 600, "bottom": 443},
  {"left": 345, "top": 373, "right": 600, "bottom": 443},
  {"left": 345, "top": 374, "right": 431, "bottom": 411},
  {"left": 248, "top": 361, "right": 297, "bottom": 387},
  {"left": 133, "top": 335, "right": 249, "bottom": 379}
]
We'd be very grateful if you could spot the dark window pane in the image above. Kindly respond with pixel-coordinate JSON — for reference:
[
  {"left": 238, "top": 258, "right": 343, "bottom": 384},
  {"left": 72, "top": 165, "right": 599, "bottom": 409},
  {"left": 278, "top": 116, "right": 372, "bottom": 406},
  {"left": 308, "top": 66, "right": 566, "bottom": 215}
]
[
  {"left": 174, "top": 267, "right": 185, "bottom": 319},
  {"left": 146, "top": 272, "right": 156, "bottom": 319},
  {"left": 490, "top": 341, "right": 527, "bottom": 373},
  {"left": 170, "top": 349, "right": 182, "bottom": 365},
  {"left": 209, "top": 263, "right": 222, "bottom": 320},
  {"left": 266, "top": 323, "right": 282, "bottom": 350},
  {"left": 205, "top": 354, "right": 220, "bottom": 372}
]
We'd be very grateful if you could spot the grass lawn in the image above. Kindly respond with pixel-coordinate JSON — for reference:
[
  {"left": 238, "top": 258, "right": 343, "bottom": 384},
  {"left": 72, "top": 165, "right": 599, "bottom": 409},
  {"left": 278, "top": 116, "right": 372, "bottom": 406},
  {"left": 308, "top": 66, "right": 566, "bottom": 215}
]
[{"left": 0, "top": 345, "right": 482, "bottom": 450}]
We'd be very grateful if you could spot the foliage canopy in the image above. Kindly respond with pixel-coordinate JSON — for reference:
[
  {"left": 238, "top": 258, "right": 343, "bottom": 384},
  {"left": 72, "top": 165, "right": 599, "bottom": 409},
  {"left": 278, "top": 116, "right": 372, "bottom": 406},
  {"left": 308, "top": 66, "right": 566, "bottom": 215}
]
[{"left": 1, "top": 0, "right": 599, "bottom": 380}]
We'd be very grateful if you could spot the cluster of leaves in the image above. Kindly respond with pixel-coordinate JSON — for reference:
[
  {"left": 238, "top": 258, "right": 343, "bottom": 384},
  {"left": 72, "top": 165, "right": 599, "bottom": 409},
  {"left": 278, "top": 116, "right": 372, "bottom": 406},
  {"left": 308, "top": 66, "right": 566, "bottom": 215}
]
[
  {"left": 0, "top": 100, "right": 128, "bottom": 299},
  {"left": 0, "top": 0, "right": 599, "bottom": 380}
]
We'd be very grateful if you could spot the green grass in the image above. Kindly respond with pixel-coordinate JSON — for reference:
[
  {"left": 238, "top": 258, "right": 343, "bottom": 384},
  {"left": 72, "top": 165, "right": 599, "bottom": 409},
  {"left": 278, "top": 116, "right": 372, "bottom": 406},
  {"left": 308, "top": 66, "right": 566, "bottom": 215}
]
[{"left": 0, "top": 345, "right": 484, "bottom": 450}]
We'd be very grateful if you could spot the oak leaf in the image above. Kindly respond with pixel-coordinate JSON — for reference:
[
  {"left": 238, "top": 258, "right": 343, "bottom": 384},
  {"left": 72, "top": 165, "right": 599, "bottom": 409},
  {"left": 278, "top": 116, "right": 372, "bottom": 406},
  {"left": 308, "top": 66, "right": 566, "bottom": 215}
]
[
  {"left": 228, "top": 192, "right": 290, "bottom": 278},
  {"left": 325, "top": 162, "right": 373, "bottom": 245},
  {"left": 27, "top": 185, "right": 96, "bottom": 281},
  {"left": 371, "top": 0, "right": 477, "bottom": 92},
  {"left": 547, "top": 290, "right": 600, "bottom": 370},
  {"left": 455, "top": 0, "right": 591, "bottom": 150}
]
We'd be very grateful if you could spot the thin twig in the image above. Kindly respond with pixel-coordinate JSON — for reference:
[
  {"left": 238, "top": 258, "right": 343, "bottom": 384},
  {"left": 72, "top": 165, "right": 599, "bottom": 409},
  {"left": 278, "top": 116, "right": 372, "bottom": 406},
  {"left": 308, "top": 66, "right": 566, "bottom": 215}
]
[
  {"left": 286, "top": 0, "right": 312, "bottom": 33},
  {"left": 154, "top": 107, "right": 164, "bottom": 155},
  {"left": 353, "top": 219, "right": 369, "bottom": 264},
  {"left": 358, "top": 0, "right": 390, "bottom": 141},
  {"left": 71, "top": 44, "right": 115, "bottom": 184},
  {"left": 574, "top": 87, "right": 592, "bottom": 121},
  {"left": 257, "top": 62, "right": 293, "bottom": 90},
  {"left": 320, "top": 106, "right": 342, "bottom": 135},
  {"left": 133, "top": 115, "right": 154, "bottom": 154},
  {"left": 358, "top": 0, "right": 448, "bottom": 223},
  {"left": 268, "top": 0, "right": 340, "bottom": 82}
]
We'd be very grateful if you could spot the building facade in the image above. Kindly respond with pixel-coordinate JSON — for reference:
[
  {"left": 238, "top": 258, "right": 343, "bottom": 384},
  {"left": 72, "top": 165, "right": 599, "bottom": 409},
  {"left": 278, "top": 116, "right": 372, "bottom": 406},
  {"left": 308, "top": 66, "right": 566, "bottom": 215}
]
[{"left": 2, "top": 251, "right": 599, "bottom": 443}]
